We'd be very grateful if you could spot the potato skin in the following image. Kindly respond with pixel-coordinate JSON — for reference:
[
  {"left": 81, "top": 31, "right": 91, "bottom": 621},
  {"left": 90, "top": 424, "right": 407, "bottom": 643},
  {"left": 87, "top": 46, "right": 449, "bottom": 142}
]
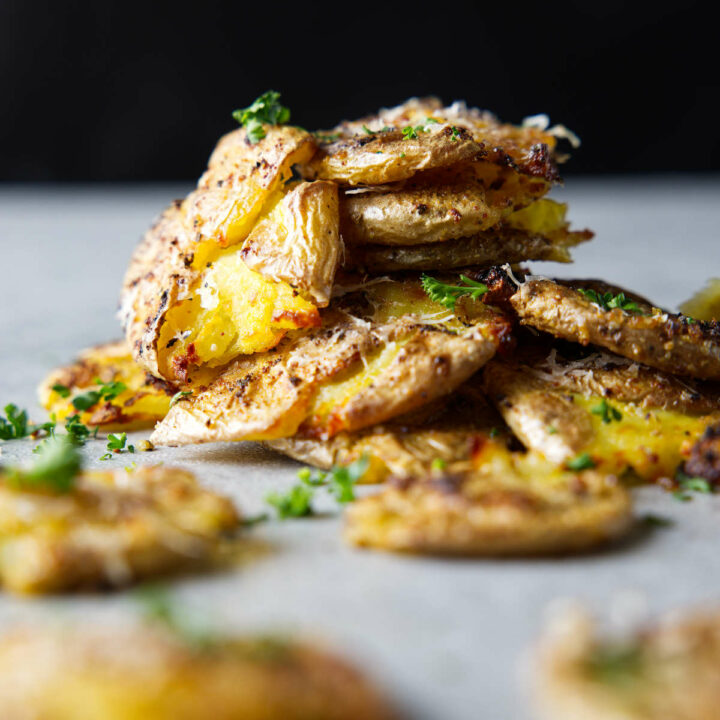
[
  {"left": 345, "top": 440, "right": 632, "bottom": 556},
  {"left": 150, "top": 282, "right": 512, "bottom": 446},
  {"left": 346, "top": 228, "right": 590, "bottom": 272},
  {"left": 510, "top": 278, "right": 720, "bottom": 380},
  {"left": 119, "top": 127, "right": 316, "bottom": 380},
  {"left": 0, "top": 625, "right": 397, "bottom": 720},
  {"left": 310, "top": 97, "right": 560, "bottom": 186},
  {"left": 241, "top": 180, "right": 340, "bottom": 306},
  {"left": 0, "top": 466, "right": 239, "bottom": 594}
]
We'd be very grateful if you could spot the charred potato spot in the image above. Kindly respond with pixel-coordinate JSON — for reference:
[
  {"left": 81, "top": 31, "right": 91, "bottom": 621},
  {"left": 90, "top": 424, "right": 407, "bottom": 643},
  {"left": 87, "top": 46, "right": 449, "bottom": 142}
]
[
  {"left": 345, "top": 439, "right": 632, "bottom": 555},
  {"left": 0, "top": 625, "right": 396, "bottom": 720},
  {"left": 38, "top": 341, "right": 175, "bottom": 430},
  {"left": 0, "top": 466, "right": 239, "bottom": 594},
  {"left": 536, "top": 608, "right": 720, "bottom": 720}
]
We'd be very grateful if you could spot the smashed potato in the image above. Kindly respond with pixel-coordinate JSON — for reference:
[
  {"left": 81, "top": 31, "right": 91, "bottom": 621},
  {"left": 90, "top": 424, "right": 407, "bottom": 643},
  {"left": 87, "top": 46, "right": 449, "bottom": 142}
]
[
  {"left": 151, "top": 279, "right": 511, "bottom": 446},
  {"left": 535, "top": 606, "right": 720, "bottom": 720},
  {"left": 345, "top": 437, "right": 632, "bottom": 555},
  {"left": 266, "top": 381, "right": 504, "bottom": 482},
  {"left": 483, "top": 349, "right": 720, "bottom": 481},
  {"left": 680, "top": 277, "right": 720, "bottom": 321},
  {"left": 38, "top": 340, "right": 175, "bottom": 430},
  {"left": 0, "top": 465, "right": 239, "bottom": 594},
  {"left": 120, "top": 127, "right": 333, "bottom": 384},
  {"left": 0, "top": 624, "right": 396, "bottom": 720}
]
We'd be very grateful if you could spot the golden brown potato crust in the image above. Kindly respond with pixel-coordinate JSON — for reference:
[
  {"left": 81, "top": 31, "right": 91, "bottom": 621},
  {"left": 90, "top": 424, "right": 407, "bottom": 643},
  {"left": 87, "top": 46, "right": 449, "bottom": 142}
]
[
  {"left": 311, "top": 97, "right": 560, "bottom": 186},
  {"left": 241, "top": 180, "right": 341, "bottom": 305},
  {"left": 346, "top": 227, "right": 590, "bottom": 272},
  {"left": 508, "top": 278, "right": 720, "bottom": 380},
  {"left": 0, "top": 625, "right": 396, "bottom": 720},
  {"left": 119, "top": 127, "right": 316, "bottom": 379},
  {"left": 0, "top": 466, "right": 239, "bottom": 594},
  {"left": 345, "top": 440, "right": 632, "bottom": 556},
  {"left": 38, "top": 340, "right": 176, "bottom": 429},
  {"left": 535, "top": 607, "right": 720, "bottom": 720},
  {"left": 150, "top": 281, "right": 512, "bottom": 446},
  {"left": 265, "top": 382, "right": 503, "bottom": 481}
]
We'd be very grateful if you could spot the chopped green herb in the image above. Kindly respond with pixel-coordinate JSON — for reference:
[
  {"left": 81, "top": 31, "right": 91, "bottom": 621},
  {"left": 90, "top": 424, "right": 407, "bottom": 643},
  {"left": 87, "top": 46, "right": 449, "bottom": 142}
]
[
  {"left": 313, "top": 131, "right": 340, "bottom": 143},
  {"left": 232, "top": 90, "right": 291, "bottom": 144},
  {"left": 489, "top": 427, "right": 501, "bottom": 438},
  {"left": 675, "top": 470, "right": 714, "bottom": 497},
  {"left": 402, "top": 125, "right": 419, "bottom": 140},
  {"left": 431, "top": 458, "right": 447, "bottom": 471},
  {"left": 586, "top": 644, "right": 643, "bottom": 684},
  {"left": 642, "top": 514, "right": 673, "bottom": 527},
  {"left": 566, "top": 452, "right": 595, "bottom": 471},
  {"left": 591, "top": 398, "right": 622, "bottom": 424},
  {"left": 0, "top": 404, "right": 30, "bottom": 440},
  {"left": 425, "top": 117, "right": 439, "bottom": 124},
  {"left": 266, "top": 484, "right": 315, "bottom": 519},
  {"left": 421, "top": 273, "right": 488, "bottom": 311},
  {"left": 449, "top": 125, "right": 461, "bottom": 141},
  {"left": 64, "top": 414, "right": 92, "bottom": 445},
  {"left": 547, "top": 426, "right": 558, "bottom": 435},
  {"left": 362, "top": 124, "right": 375, "bottom": 135},
  {"left": 241, "top": 513, "right": 270, "bottom": 528},
  {"left": 100, "top": 432, "right": 135, "bottom": 460},
  {"left": 169, "top": 390, "right": 193, "bottom": 407},
  {"left": 298, "top": 455, "right": 369, "bottom": 503},
  {"left": 2, "top": 436, "right": 82, "bottom": 493},
  {"left": 578, "top": 288, "right": 643, "bottom": 314},
  {"left": 51, "top": 383, "right": 71, "bottom": 398},
  {"left": 71, "top": 379, "right": 127, "bottom": 412}
]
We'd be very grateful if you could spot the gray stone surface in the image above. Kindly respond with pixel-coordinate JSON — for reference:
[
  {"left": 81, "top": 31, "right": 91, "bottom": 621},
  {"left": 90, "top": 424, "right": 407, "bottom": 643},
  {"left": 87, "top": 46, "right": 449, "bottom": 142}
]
[{"left": 0, "top": 178, "right": 719, "bottom": 719}]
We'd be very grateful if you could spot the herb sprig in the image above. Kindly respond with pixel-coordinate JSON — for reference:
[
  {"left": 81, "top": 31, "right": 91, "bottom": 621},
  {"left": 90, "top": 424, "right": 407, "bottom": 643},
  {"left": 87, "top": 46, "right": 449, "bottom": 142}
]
[
  {"left": 421, "top": 274, "right": 489, "bottom": 311},
  {"left": 591, "top": 398, "right": 622, "bottom": 424},
  {"left": 566, "top": 452, "right": 596, "bottom": 471},
  {"left": 673, "top": 470, "right": 714, "bottom": 501},
  {"left": 1, "top": 403, "right": 55, "bottom": 440},
  {"left": 578, "top": 289, "right": 643, "bottom": 314},
  {"left": 232, "top": 91, "right": 291, "bottom": 144},
  {"left": 2, "top": 436, "right": 82, "bottom": 493},
  {"left": 100, "top": 432, "right": 135, "bottom": 461}
]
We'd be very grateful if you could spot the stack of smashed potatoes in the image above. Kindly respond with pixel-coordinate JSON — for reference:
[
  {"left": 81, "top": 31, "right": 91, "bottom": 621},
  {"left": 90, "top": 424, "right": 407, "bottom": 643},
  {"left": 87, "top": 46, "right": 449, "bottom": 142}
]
[{"left": 42, "top": 93, "right": 720, "bottom": 557}]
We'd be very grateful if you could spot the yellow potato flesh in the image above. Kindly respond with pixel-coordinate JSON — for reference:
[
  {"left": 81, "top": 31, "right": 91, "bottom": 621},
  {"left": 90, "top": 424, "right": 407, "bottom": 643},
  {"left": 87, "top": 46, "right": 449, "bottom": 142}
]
[
  {"left": 571, "top": 394, "right": 713, "bottom": 481},
  {"left": 679, "top": 278, "right": 720, "bottom": 321},
  {"left": 159, "top": 248, "right": 319, "bottom": 379},
  {"left": 505, "top": 197, "right": 568, "bottom": 235}
]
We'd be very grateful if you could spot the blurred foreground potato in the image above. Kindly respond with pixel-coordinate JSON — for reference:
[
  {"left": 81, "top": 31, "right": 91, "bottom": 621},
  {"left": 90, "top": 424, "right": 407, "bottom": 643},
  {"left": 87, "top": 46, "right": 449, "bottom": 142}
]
[{"left": 0, "top": 624, "right": 397, "bottom": 720}]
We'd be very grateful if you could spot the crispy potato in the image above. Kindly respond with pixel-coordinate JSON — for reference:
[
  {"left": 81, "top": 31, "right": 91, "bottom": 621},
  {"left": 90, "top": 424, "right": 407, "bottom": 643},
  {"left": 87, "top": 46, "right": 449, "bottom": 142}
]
[
  {"left": 120, "top": 127, "right": 328, "bottom": 384},
  {"left": 483, "top": 349, "right": 720, "bottom": 480},
  {"left": 483, "top": 272, "right": 720, "bottom": 380},
  {"left": 240, "top": 180, "right": 341, "bottom": 305},
  {"left": 685, "top": 422, "right": 720, "bottom": 484},
  {"left": 150, "top": 279, "right": 512, "bottom": 446},
  {"left": 0, "top": 465, "right": 239, "bottom": 594},
  {"left": 0, "top": 624, "right": 396, "bottom": 720},
  {"left": 535, "top": 606, "right": 720, "bottom": 720},
  {"left": 38, "top": 340, "right": 175, "bottom": 430},
  {"left": 680, "top": 278, "right": 720, "bottom": 321},
  {"left": 266, "top": 382, "right": 504, "bottom": 482},
  {"left": 311, "top": 97, "right": 560, "bottom": 186},
  {"left": 345, "top": 438, "right": 633, "bottom": 555}
]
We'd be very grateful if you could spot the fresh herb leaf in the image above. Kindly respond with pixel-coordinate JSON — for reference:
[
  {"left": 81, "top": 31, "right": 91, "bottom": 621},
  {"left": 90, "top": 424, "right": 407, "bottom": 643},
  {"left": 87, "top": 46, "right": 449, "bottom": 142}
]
[
  {"left": 421, "top": 273, "right": 488, "bottom": 311},
  {"left": 425, "top": 117, "right": 439, "bottom": 124},
  {"left": 266, "top": 484, "right": 315, "bottom": 519},
  {"left": 313, "top": 131, "right": 340, "bottom": 143},
  {"left": 642, "top": 514, "right": 673, "bottom": 527},
  {"left": 591, "top": 398, "right": 622, "bottom": 424},
  {"left": 402, "top": 125, "right": 418, "bottom": 140},
  {"left": 3, "top": 436, "right": 81, "bottom": 493},
  {"left": 70, "top": 379, "right": 127, "bottom": 412},
  {"left": 297, "top": 455, "right": 369, "bottom": 503},
  {"left": 449, "top": 125, "right": 461, "bottom": 141},
  {"left": 675, "top": 470, "right": 714, "bottom": 496},
  {"left": 169, "top": 390, "right": 193, "bottom": 407},
  {"left": 107, "top": 432, "right": 127, "bottom": 451},
  {"left": 0, "top": 404, "right": 30, "bottom": 440},
  {"left": 578, "top": 288, "right": 643, "bottom": 314},
  {"left": 64, "top": 414, "right": 91, "bottom": 445},
  {"left": 431, "top": 458, "right": 447, "bottom": 471},
  {"left": 547, "top": 426, "right": 558, "bottom": 435},
  {"left": 51, "top": 383, "right": 71, "bottom": 398},
  {"left": 241, "top": 513, "right": 270, "bottom": 528},
  {"left": 362, "top": 124, "right": 375, "bottom": 135},
  {"left": 232, "top": 91, "right": 291, "bottom": 144},
  {"left": 567, "top": 452, "right": 595, "bottom": 471},
  {"left": 71, "top": 390, "right": 101, "bottom": 411},
  {"left": 586, "top": 644, "right": 643, "bottom": 684}
]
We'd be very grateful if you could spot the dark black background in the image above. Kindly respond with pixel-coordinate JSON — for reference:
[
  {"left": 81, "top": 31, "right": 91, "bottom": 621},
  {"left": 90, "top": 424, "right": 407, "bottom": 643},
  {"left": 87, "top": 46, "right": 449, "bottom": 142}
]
[{"left": 1, "top": 0, "right": 717, "bottom": 181}]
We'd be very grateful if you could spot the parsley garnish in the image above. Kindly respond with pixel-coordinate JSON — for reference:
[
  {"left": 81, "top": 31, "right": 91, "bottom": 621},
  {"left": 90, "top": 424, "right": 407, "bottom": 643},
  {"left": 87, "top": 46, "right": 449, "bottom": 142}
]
[
  {"left": 566, "top": 452, "right": 595, "bottom": 471},
  {"left": 425, "top": 117, "right": 439, "bottom": 124},
  {"left": 431, "top": 458, "right": 447, "bottom": 472},
  {"left": 313, "top": 131, "right": 341, "bottom": 143},
  {"left": 100, "top": 432, "right": 134, "bottom": 460},
  {"left": 586, "top": 644, "right": 643, "bottom": 684},
  {"left": 578, "top": 289, "right": 643, "bottom": 314},
  {"left": 70, "top": 379, "right": 127, "bottom": 412},
  {"left": 547, "top": 426, "right": 558, "bottom": 435},
  {"left": 421, "top": 274, "right": 489, "bottom": 311},
  {"left": 0, "top": 404, "right": 30, "bottom": 439},
  {"left": 673, "top": 470, "right": 714, "bottom": 501},
  {"left": 642, "top": 514, "right": 673, "bottom": 527},
  {"left": 362, "top": 124, "right": 375, "bottom": 135},
  {"left": 2, "top": 436, "right": 82, "bottom": 493},
  {"left": 449, "top": 125, "right": 461, "bottom": 141},
  {"left": 64, "top": 414, "right": 93, "bottom": 445},
  {"left": 266, "top": 484, "right": 315, "bottom": 518},
  {"left": 402, "top": 125, "right": 422, "bottom": 140},
  {"left": 169, "top": 390, "right": 193, "bottom": 407},
  {"left": 51, "top": 383, "right": 71, "bottom": 398},
  {"left": 591, "top": 398, "right": 622, "bottom": 424},
  {"left": 232, "top": 91, "right": 291, "bottom": 144}
]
